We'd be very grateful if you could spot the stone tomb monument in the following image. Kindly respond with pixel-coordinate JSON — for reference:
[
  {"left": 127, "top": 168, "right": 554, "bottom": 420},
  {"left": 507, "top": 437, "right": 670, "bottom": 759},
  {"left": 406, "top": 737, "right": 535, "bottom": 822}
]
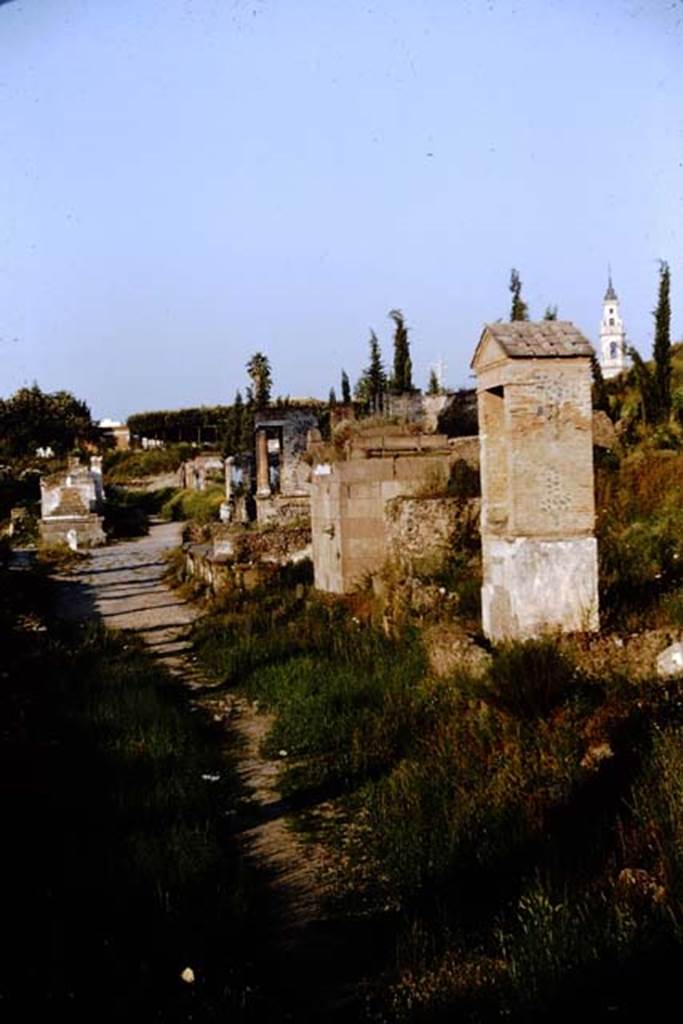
[
  {"left": 471, "top": 321, "right": 599, "bottom": 640},
  {"left": 40, "top": 456, "right": 106, "bottom": 549}
]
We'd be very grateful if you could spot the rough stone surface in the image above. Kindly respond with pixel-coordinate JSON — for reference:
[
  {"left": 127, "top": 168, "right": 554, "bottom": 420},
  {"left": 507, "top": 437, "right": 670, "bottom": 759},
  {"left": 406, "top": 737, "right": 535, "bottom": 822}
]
[
  {"left": 592, "top": 410, "right": 617, "bottom": 449},
  {"left": 424, "top": 623, "right": 492, "bottom": 680},
  {"left": 384, "top": 496, "right": 480, "bottom": 572},
  {"left": 657, "top": 642, "right": 683, "bottom": 679}
]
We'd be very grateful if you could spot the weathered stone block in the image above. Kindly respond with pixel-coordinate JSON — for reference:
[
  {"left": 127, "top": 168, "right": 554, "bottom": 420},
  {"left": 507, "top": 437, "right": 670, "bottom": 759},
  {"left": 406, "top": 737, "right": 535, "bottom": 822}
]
[{"left": 657, "top": 642, "right": 683, "bottom": 679}]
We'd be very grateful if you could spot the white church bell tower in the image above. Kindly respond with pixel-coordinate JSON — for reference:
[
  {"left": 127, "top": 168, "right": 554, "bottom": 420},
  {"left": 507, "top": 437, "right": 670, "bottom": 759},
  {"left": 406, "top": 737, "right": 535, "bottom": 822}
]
[{"left": 600, "top": 274, "right": 627, "bottom": 379}]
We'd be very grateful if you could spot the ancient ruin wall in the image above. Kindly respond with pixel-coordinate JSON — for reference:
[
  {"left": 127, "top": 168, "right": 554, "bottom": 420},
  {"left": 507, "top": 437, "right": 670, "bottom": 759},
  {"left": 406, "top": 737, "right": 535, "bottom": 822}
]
[
  {"left": 384, "top": 495, "right": 480, "bottom": 573},
  {"left": 311, "top": 454, "right": 453, "bottom": 593}
]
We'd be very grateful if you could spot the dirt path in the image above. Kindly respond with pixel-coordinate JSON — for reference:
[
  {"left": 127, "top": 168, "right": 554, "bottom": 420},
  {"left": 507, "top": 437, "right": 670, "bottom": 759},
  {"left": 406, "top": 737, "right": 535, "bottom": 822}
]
[{"left": 57, "top": 521, "right": 358, "bottom": 1021}]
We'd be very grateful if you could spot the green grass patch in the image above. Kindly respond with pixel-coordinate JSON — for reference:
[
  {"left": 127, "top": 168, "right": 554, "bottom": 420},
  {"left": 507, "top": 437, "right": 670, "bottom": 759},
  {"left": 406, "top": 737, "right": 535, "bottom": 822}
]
[
  {"left": 161, "top": 484, "right": 225, "bottom": 524},
  {"left": 104, "top": 443, "right": 193, "bottom": 482}
]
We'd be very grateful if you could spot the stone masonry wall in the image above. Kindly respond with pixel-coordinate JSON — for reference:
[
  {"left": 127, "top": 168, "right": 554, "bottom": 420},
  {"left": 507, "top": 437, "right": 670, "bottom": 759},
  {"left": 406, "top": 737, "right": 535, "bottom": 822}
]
[
  {"left": 311, "top": 454, "right": 453, "bottom": 593},
  {"left": 384, "top": 496, "right": 480, "bottom": 573}
]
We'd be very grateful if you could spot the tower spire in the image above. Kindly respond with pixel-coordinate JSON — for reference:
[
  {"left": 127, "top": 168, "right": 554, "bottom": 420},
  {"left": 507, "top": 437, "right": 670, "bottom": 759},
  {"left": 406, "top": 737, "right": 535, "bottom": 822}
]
[
  {"left": 604, "top": 264, "right": 617, "bottom": 302},
  {"left": 599, "top": 271, "right": 626, "bottom": 378}
]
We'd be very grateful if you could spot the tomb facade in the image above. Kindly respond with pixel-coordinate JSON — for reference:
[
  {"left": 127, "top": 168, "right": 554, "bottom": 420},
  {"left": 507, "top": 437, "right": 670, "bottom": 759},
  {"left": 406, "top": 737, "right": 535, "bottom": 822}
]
[
  {"left": 472, "top": 320, "right": 599, "bottom": 640},
  {"left": 40, "top": 456, "right": 106, "bottom": 549}
]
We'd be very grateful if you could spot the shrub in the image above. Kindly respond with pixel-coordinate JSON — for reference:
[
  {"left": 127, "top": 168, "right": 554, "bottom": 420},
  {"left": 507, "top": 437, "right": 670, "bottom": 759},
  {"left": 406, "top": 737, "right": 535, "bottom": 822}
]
[
  {"left": 363, "top": 694, "right": 584, "bottom": 898},
  {"left": 160, "top": 485, "right": 225, "bottom": 525},
  {"left": 104, "top": 443, "right": 193, "bottom": 482},
  {"left": 476, "top": 638, "right": 579, "bottom": 720}
]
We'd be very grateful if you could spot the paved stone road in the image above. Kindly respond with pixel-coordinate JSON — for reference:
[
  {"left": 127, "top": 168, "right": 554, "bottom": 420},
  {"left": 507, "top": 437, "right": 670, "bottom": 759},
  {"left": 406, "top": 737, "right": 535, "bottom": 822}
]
[{"left": 61, "top": 520, "right": 201, "bottom": 672}]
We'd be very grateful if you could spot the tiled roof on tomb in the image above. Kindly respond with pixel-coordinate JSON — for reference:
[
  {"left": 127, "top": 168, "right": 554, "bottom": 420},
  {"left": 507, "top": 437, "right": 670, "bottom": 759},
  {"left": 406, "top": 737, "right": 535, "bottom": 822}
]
[{"left": 480, "top": 321, "right": 594, "bottom": 359}]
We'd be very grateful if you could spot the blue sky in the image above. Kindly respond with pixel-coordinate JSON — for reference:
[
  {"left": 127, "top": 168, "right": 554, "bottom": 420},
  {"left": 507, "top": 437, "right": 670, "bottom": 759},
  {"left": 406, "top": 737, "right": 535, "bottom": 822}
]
[{"left": 1, "top": 0, "right": 682, "bottom": 419}]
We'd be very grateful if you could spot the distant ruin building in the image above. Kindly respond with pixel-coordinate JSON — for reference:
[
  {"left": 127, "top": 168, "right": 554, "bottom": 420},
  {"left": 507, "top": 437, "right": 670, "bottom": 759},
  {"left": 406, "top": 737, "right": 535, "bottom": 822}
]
[
  {"left": 40, "top": 456, "right": 106, "bottom": 549},
  {"left": 253, "top": 407, "right": 321, "bottom": 524},
  {"left": 472, "top": 321, "right": 599, "bottom": 640},
  {"left": 98, "top": 418, "right": 130, "bottom": 450},
  {"left": 178, "top": 453, "right": 225, "bottom": 492},
  {"left": 599, "top": 274, "right": 628, "bottom": 379}
]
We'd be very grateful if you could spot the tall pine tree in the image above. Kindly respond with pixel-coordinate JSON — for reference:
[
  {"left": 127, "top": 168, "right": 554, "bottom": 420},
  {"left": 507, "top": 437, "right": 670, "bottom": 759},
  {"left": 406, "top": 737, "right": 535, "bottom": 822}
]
[
  {"left": 427, "top": 368, "right": 440, "bottom": 395},
  {"left": 389, "top": 309, "right": 413, "bottom": 391},
  {"left": 368, "top": 330, "right": 387, "bottom": 411},
  {"left": 653, "top": 260, "right": 672, "bottom": 422},
  {"left": 628, "top": 261, "right": 673, "bottom": 426},
  {"left": 509, "top": 269, "right": 529, "bottom": 321},
  {"left": 355, "top": 331, "right": 386, "bottom": 412},
  {"left": 341, "top": 370, "right": 351, "bottom": 405}
]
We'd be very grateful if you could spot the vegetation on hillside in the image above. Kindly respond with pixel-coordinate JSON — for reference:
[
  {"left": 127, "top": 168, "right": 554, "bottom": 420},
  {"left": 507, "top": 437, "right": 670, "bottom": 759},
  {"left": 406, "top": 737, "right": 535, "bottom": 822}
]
[
  {"left": 189, "top": 556, "right": 683, "bottom": 1021},
  {"left": 103, "top": 443, "right": 193, "bottom": 481},
  {"left": 160, "top": 484, "right": 226, "bottom": 525}
]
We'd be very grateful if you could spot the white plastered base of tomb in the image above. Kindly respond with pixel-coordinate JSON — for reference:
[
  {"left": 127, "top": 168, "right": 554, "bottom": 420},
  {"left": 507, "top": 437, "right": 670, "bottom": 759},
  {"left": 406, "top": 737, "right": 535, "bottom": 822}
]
[{"left": 481, "top": 536, "right": 599, "bottom": 641}]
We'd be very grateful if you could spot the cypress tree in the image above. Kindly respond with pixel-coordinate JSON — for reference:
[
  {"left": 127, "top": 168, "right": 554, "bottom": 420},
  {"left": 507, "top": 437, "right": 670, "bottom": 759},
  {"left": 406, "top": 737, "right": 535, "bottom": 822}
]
[
  {"left": 367, "top": 330, "right": 387, "bottom": 412},
  {"left": 510, "top": 269, "right": 529, "bottom": 321},
  {"left": 427, "top": 368, "right": 440, "bottom": 395},
  {"left": 224, "top": 389, "right": 244, "bottom": 453},
  {"left": 341, "top": 370, "right": 351, "bottom": 405},
  {"left": 328, "top": 387, "right": 337, "bottom": 408},
  {"left": 653, "top": 260, "right": 672, "bottom": 421},
  {"left": 239, "top": 387, "right": 254, "bottom": 452},
  {"left": 590, "top": 355, "right": 610, "bottom": 416},
  {"left": 389, "top": 309, "right": 413, "bottom": 391}
]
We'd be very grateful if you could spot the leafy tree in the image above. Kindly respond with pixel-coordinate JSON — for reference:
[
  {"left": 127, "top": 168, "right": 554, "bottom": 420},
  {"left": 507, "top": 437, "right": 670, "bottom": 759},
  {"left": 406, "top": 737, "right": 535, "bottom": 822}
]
[
  {"left": 653, "top": 260, "right": 672, "bottom": 421},
  {"left": 427, "top": 368, "right": 441, "bottom": 395},
  {"left": 389, "top": 309, "right": 413, "bottom": 391},
  {"left": 128, "top": 405, "right": 236, "bottom": 444},
  {"left": 246, "top": 352, "right": 272, "bottom": 409},
  {"left": 0, "top": 384, "right": 96, "bottom": 458},
  {"left": 341, "top": 370, "right": 351, "bottom": 405},
  {"left": 543, "top": 304, "right": 558, "bottom": 321},
  {"left": 509, "top": 268, "right": 529, "bottom": 321}
]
